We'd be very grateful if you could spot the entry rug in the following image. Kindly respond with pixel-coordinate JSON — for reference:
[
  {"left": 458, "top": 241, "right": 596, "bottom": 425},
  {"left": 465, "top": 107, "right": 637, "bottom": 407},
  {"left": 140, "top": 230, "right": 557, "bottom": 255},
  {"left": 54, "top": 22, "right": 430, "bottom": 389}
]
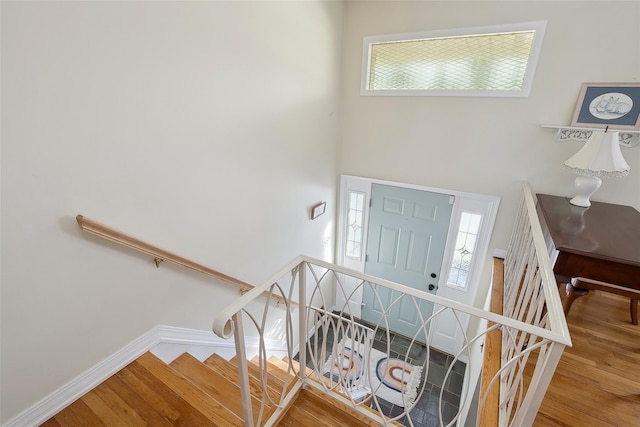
[{"left": 324, "top": 341, "right": 422, "bottom": 407}]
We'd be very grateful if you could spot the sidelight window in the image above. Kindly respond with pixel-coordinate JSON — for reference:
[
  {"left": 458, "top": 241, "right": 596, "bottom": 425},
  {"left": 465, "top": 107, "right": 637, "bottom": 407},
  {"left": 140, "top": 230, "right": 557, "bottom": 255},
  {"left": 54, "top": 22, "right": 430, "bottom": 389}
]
[
  {"left": 447, "top": 212, "right": 482, "bottom": 289},
  {"left": 345, "top": 191, "right": 366, "bottom": 259}
]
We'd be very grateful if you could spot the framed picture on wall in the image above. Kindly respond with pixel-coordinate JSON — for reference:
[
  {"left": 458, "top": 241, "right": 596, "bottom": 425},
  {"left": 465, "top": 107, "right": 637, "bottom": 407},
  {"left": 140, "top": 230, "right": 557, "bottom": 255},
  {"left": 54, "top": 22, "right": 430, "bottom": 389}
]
[{"left": 571, "top": 82, "right": 640, "bottom": 130}]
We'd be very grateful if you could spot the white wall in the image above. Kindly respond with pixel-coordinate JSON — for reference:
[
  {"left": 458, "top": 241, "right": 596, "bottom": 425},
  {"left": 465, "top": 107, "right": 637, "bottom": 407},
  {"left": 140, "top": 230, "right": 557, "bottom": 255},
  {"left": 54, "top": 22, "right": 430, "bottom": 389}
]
[
  {"left": 0, "top": 1, "right": 342, "bottom": 422},
  {"left": 339, "top": 0, "right": 640, "bottom": 307},
  {"left": 4, "top": 0, "right": 640, "bottom": 422}
]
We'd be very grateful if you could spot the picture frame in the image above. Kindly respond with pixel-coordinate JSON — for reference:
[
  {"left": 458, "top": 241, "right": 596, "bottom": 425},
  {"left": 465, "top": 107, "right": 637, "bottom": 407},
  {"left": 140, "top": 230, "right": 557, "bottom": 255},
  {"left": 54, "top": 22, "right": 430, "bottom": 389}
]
[
  {"left": 311, "top": 202, "right": 326, "bottom": 220},
  {"left": 571, "top": 82, "right": 640, "bottom": 130}
]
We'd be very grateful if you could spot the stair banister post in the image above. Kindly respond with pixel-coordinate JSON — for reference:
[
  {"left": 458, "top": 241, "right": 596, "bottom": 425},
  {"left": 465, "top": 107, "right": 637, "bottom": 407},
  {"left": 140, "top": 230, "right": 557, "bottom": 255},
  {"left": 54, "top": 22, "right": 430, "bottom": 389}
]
[
  {"left": 232, "top": 312, "right": 254, "bottom": 427},
  {"left": 511, "top": 341, "right": 565, "bottom": 427},
  {"left": 298, "top": 261, "right": 307, "bottom": 383}
]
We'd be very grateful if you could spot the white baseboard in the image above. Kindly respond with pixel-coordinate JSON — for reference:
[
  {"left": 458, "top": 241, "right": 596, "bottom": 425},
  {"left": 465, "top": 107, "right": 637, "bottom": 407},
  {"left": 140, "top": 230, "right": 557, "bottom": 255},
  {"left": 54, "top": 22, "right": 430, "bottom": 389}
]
[
  {"left": 4, "top": 325, "right": 287, "bottom": 427},
  {"left": 150, "top": 325, "right": 236, "bottom": 363},
  {"left": 4, "top": 327, "right": 160, "bottom": 427}
]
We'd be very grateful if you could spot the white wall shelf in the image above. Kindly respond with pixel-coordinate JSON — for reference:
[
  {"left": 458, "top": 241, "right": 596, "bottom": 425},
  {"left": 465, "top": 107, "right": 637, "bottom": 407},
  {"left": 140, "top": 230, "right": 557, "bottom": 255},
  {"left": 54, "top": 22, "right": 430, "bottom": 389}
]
[{"left": 540, "top": 124, "right": 640, "bottom": 148}]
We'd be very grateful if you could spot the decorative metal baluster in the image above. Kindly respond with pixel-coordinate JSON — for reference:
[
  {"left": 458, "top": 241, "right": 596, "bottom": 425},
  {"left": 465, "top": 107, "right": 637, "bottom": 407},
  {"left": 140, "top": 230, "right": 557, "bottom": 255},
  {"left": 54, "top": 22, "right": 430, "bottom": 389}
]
[{"left": 232, "top": 312, "right": 254, "bottom": 427}]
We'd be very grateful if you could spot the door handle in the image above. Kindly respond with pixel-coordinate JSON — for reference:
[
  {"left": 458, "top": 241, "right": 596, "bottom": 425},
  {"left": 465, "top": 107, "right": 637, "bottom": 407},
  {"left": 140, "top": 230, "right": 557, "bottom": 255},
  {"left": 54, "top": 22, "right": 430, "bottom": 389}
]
[{"left": 428, "top": 284, "right": 437, "bottom": 291}]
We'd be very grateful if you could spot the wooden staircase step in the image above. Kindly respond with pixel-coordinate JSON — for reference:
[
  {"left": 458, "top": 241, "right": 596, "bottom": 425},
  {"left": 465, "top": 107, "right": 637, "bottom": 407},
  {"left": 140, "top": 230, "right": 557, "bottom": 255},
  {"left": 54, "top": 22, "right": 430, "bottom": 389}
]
[
  {"left": 41, "top": 349, "right": 403, "bottom": 427},
  {"left": 134, "top": 352, "right": 244, "bottom": 426},
  {"left": 256, "top": 355, "right": 326, "bottom": 389},
  {"left": 170, "top": 352, "right": 277, "bottom": 423},
  {"left": 279, "top": 388, "right": 380, "bottom": 427},
  {"left": 279, "top": 357, "right": 404, "bottom": 426},
  {"left": 278, "top": 355, "right": 340, "bottom": 390},
  {"left": 205, "top": 354, "right": 286, "bottom": 405},
  {"left": 245, "top": 356, "right": 299, "bottom": 394},
  {"left": 42, "top": 352, "right": 242, "bottom": 426},
  {"left": 41, "top": 399, "right": 108, "bottom": 427},
  {"left": 112, "top": 359, "right": 182, "bottom": 424},
  {"left": 276, "top": 356, "right": 315, "bottom": 377},
  {"left": 82, "top": 385, "right": 147, "bottom": 426},
  {"left": 170, "top": 353, "right": 247, "bottom": 418},
  {"left": 244, "top": 355, "right": 398, "bottom": 426}
]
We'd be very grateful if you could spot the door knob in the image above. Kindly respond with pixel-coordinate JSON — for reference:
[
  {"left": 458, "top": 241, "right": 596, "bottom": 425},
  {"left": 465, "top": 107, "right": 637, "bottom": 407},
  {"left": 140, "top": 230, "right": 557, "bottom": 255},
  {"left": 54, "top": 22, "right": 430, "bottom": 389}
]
[
  {"left": 428, "top": 284, "right": 436, "bottom": 291},
  {"left": 430, "top": 273, "right": 437, "bottom": 278}
]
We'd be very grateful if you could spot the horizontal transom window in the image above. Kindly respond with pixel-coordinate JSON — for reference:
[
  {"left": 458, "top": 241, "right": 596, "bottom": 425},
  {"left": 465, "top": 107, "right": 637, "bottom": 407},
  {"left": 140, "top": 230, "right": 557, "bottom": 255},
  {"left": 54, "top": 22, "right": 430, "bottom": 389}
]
[{"left": 361, "top": 21, "right": 546, "bottom": 97}]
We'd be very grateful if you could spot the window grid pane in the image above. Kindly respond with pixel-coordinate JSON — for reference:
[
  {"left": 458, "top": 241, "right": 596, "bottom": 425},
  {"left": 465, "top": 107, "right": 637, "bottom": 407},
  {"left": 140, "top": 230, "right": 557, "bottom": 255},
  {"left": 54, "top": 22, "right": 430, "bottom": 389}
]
[
  {"left": 345, "top": 191, "right": 366, "bottom": 259},
  {"left": 447, "top": 212, "right": 482, "bottom": 288},
  {"left": 367, "top": 31, "right": 535, "bottom": 92}
]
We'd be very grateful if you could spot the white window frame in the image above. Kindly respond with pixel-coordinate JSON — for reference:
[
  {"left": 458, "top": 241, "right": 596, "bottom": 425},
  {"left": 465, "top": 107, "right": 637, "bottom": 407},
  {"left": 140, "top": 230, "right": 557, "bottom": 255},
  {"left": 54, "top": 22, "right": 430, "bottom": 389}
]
[{"left": 361, "top": 21, "right": 547, "bottom": 98}]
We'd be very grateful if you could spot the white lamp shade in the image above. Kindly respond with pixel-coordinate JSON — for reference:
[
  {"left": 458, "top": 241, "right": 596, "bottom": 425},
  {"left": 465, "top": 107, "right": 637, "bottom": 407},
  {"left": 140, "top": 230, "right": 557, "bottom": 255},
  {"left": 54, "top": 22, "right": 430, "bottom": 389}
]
[{"left": 564, "top": 131, "right": 630, "bottom": 177}]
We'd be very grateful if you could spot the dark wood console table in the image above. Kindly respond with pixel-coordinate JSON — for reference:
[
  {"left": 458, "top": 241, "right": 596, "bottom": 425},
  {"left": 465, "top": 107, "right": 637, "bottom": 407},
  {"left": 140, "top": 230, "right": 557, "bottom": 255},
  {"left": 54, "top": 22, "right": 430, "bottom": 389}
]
[{"left": 536, "top": 193, "right": 640, "bottom": 324}]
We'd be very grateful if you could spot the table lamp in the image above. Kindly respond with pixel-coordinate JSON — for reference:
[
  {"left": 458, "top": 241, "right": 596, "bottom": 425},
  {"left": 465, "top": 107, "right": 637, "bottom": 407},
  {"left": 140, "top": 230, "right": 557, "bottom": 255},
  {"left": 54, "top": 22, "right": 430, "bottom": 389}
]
[{"left": 563, "top": 130, "right": 630, "bottom": 207}]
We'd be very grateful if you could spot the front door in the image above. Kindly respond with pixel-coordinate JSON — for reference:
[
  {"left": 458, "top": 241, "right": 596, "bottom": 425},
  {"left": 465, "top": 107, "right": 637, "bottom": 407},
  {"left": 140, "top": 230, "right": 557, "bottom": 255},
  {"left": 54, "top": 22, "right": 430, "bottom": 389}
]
[{"left": 362, "top": 184, "right": 454, "bottom": 341}]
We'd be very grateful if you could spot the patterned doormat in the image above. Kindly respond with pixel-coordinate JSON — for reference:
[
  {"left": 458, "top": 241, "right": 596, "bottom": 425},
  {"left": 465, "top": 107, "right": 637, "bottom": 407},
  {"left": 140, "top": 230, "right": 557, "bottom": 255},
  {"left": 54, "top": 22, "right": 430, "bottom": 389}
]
[{"left": 324, "top": 341, "right": 422, "bottom": 407}]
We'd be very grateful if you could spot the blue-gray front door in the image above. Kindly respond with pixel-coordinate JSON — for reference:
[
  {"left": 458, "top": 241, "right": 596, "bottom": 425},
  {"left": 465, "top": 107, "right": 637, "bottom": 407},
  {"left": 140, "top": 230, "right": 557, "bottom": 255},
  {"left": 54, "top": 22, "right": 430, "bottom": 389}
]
[{"left": 362, "top": 184, "right": 454, "bottom": 341}]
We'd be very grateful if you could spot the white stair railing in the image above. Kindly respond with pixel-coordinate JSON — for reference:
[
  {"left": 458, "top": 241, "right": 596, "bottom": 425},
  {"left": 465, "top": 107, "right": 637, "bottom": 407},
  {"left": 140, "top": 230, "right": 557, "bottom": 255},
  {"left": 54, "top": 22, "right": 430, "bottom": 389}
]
[
  {"left": 212, "top": 182, "right": 571, "bottom": 427},
  {"left": 484, "top": 182, "right": 572, "bottom": 426}
]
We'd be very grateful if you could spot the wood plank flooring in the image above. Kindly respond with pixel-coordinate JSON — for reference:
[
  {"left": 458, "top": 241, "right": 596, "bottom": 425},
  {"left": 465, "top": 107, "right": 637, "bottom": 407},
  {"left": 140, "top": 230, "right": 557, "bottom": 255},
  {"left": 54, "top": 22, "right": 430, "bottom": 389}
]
[
  {"left": 41, "top": 350, "right": 376, "bottom": 426},
  {"left": 533, "top": 290, "right": 640, "bottom": 426},
  {"left": 39, "top": 287, "right": 640, "bottom": 426}
]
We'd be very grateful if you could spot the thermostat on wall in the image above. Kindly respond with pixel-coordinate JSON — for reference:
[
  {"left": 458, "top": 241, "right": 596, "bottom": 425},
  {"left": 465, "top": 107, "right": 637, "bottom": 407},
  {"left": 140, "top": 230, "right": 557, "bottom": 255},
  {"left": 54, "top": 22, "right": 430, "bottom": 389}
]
[{"left": 311, "top": 202, "right": 326, "bottom": 220}]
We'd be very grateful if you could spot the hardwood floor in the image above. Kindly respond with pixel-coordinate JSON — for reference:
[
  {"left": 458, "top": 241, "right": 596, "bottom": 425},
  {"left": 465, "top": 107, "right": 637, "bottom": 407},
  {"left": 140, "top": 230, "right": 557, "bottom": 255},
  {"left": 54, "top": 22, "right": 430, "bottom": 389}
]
[
  {"left": 533, "top": 289, "right": 640, "bottom": 426},
  {"left": 38, "top": 286, "right": 640, "bottom": 426},
  {"left": 41, "top": 351, "right": 380, "bottom": 426}
]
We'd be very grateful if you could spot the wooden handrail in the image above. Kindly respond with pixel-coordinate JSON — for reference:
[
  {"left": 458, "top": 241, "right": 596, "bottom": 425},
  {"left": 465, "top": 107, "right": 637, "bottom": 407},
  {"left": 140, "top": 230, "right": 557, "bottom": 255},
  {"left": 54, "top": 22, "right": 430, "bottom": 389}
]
[
  {"left": 76, "top": 214, "right": 293, "bottom": 306},
  {"left": 478, "top": 256, "right": 504, "bottom": 427}
]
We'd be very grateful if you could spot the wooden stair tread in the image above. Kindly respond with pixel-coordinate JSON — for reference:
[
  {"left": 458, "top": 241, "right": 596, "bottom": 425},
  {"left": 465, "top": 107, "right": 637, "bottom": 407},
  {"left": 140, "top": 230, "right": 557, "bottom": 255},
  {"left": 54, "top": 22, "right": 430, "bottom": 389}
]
[
  {"left": 241, "top": 355, "right": 290, "bottom": 390},
  {"left": 280, "top": 356, "right": 327, "bottom": 383},
  {"left": 133, "top": 352, "right": 245, "bottom": 426},
  {"left": 82, "top": 385, "right": 147, "bottom": 426},
  {"left": 277, "top": 355, "right": 360, "bottom": 398},
  {"left": 270, "top": 356, "right": 311, "bottom": 377},
  {"left": 265, "top": 355, "right": 328, "bottom": 388},
  {"left": 205, "top": 354, "right": 286, "bottom": 405},
  {"left": 279, "top": 357, "right": 403, "bottom": 426},
  {"left": 111, "top": 359, "right": 182, "bottom": 424},
  {"left": 170, "top": 352, "right": 276, "bottom": 423},
  {"left": 279, "top": 388, "right": 379, "bottom": 427},
  {"left": 42, "top": 399, "right": 108, "bottom": 427},
  {"left": 42, "top": 350, "right": 401, "bottom": 427},
  {"left": 246, "top": 355, "right": 300, "bottom": 392},
  {"left": 42, "top": 352, "right": 243, "bottom": 426},
  {"left": 269, "top": 356, "right": 392, "bottom": 426}
]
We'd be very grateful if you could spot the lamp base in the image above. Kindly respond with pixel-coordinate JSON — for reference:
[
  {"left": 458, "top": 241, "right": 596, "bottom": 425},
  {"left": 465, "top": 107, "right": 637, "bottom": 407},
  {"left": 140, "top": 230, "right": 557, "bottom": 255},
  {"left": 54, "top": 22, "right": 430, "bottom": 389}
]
[{"left": 569, "top": 175, "right": 602, "bottom": 207}]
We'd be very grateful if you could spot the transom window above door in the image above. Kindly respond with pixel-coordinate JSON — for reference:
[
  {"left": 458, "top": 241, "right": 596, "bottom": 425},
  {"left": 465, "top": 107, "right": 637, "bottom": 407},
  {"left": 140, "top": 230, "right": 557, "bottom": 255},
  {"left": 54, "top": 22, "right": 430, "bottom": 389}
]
[{"left": 361, "top": 21, "right": 546, "bottom": 97}]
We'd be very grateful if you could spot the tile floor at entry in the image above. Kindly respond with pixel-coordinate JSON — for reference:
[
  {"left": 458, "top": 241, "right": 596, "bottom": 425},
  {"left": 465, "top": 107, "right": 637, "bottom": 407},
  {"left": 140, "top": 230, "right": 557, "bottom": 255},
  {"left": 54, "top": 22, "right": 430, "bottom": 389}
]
[{"left": 296, "top": 325, "right": 466, "bottom": 427}]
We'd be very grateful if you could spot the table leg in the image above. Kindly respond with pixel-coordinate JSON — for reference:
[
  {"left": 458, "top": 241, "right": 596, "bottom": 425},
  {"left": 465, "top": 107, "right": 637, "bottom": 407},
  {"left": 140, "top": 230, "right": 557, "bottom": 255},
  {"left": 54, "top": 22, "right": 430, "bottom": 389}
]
[
  {"left": 567, "top": 278, "right": 639, "bottom": 325},
  {"left": 563, "top": 282, "right": 589, "bottom": 317}
]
